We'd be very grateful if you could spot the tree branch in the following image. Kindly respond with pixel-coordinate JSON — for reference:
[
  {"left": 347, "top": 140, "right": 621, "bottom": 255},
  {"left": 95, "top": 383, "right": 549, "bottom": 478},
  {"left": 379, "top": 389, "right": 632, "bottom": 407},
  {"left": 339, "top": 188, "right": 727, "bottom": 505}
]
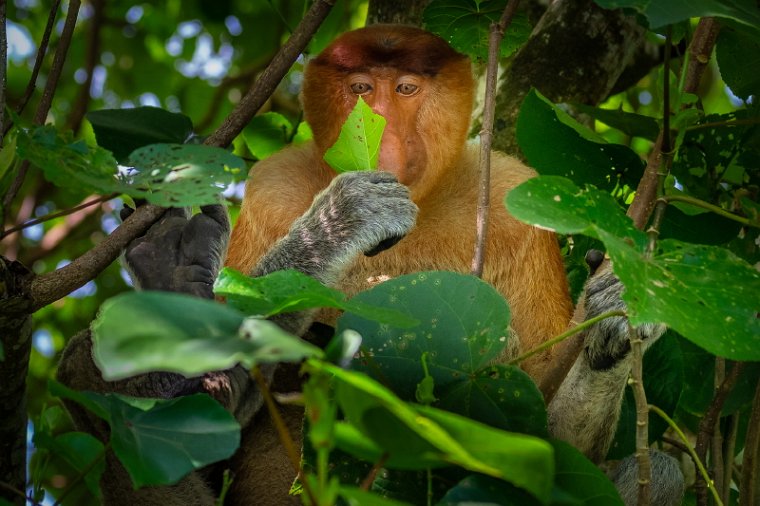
[
  {"left": 66, "top": 0, "right": 105, "bottom": 132},
  {"left": 472, "top": 0, "right": 521, "bottom": 277},
  {"left": 695, "top": 362, "right": 744, "bottom": 506},
  {"left": 28, "top": 204, "right": 164, "bottom": 311},
  {"left": 3, "top": 0, "right": 81, "bottom": 215},
  {"left": 204, "top": 0, "right": 336, "bottom": 148}
]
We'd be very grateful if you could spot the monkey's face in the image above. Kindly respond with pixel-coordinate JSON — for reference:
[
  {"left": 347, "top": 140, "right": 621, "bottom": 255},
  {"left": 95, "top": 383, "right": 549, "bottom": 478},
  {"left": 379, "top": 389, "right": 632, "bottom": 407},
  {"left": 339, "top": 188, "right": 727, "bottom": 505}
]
[{"left": 302, "top": 25, "right": 475, "bottom": 199}]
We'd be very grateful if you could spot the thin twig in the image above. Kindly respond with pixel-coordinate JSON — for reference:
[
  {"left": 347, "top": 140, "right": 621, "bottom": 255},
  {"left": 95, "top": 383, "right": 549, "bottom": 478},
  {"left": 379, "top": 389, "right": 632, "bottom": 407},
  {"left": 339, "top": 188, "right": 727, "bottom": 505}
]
[
  {"left": 695, "top": 362, "right": 745, "bottom": 506},
  {"left": 630, "top": 325, "right": 650, "bottom": 506},
  {"left": 0, "top": 193, "right": 117, "bottom": 240},
  {"left": 0, "top": 480, "right": 41, "bottom": 506},
  {"left": 0, "top": 0, "right": 7, "bottom": 144},
  {"left": 711, "top": 358, "right": 726, "bottom": 501},
  {"left": 66, "top": 0, "right": 105, "bottom": 132},
  {"left": 10, "top": 0, "right": 61, "bottom": 124},
  {"left": 204, "top": 0, "right": 336, "bottom": 148},
  {"left": 649, "top": 405, "right": 724, "bottom": 506},
  {"left": 722, "top": 413, "right": 739, "bottom": 506},
  {"left": 509, "top": 309, "right": 626, "bottom": 366},
  {"left": 627, "top": 18, "right": 720, "bottom": 230},
  {"left": 251, "top": 366, "right": 317, "bottom": 505},
  {"left": 739, "top": 378, "right": 760, "bottom": 506},
  {"left": 359, "top": 453, "right": 389, "bottom": 491},
  {"left": 3, "top": 0, "right": 81, "bottom": 214},
  {"left": 28, "top": 204, "right": 165, "bottom": 310},
  {"left": 471, "top": 0, "right": 520, "bottom": 277}
]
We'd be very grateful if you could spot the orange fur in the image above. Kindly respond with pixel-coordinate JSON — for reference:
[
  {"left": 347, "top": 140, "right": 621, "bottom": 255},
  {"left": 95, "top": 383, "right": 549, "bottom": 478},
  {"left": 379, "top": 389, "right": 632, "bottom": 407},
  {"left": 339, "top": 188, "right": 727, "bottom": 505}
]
[{"left": 223, "top": 25, "right": 573, "bottom": 504}]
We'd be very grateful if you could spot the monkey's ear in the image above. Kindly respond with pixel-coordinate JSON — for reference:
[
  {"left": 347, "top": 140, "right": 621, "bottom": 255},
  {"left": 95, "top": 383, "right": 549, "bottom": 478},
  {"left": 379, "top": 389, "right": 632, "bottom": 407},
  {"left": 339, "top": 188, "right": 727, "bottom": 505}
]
[{"left": 364, "top": 234, "right": 405, "bottom": 257}]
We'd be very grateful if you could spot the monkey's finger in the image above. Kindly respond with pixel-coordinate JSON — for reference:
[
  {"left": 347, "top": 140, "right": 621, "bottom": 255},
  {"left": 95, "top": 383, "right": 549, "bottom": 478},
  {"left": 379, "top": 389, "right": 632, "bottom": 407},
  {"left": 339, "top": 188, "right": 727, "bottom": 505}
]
[{"left": 199, "top": 204, "right": 231, "bottom": 234}]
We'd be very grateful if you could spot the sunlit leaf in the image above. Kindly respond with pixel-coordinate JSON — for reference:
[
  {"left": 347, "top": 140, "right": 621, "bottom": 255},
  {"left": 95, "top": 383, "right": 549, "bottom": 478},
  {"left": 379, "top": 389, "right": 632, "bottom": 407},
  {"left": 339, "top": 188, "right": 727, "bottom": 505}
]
[{"left": 324, "top": 97, "right": 385, "bottom": 173}]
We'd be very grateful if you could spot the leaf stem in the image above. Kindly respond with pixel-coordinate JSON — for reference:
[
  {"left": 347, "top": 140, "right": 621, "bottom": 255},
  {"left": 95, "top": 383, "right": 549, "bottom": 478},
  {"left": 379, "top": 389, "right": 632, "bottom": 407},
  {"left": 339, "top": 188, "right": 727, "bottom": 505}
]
[
  {"left": 661, "top": 194, "right": 759, "bottom": 229},
  {"left": 649, "top": 404, "right": 724, "bottom": 506},
  {"left": 508, "top": 309, "right": 626, "bottom": 366},
  {"left": 629, "top": 325, "right": 650, "bottom": 506}
]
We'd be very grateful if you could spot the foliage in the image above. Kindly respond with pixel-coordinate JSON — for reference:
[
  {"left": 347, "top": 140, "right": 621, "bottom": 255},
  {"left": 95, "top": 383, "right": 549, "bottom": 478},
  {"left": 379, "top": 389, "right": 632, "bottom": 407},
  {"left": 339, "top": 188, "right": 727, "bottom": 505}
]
[
  {"left": 3, "top": 0, "right": 759, "bottom": 505},
  {"left": 323, "top": 97, "right": 386, "bottom": 173}
]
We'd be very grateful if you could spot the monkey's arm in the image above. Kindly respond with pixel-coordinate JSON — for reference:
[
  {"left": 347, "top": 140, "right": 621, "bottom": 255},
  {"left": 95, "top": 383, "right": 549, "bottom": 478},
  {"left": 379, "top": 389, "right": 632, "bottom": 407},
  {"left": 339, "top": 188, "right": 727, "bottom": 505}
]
[
  {"left": 546, "top": 267, "right": 664, "bottom": 463},
  {"left": 250, "top": 170, "right": 418, "bottom": 335}
]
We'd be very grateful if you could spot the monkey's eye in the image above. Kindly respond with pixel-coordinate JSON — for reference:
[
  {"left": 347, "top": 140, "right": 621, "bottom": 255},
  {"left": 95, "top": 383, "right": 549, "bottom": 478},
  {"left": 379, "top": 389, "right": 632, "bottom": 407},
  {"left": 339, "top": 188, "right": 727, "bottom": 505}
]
[
  {"left": 396, "top": 83, "right": 419, "bottom": 96},
  {"left": 350, "top": 82, "right": 373, "bottom": 95}
]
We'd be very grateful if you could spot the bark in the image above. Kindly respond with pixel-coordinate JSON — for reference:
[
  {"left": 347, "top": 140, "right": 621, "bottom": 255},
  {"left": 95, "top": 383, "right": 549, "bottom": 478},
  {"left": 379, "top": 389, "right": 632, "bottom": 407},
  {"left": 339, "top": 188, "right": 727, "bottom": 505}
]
[
  {"left": 366, "top": 0, "right": 431, "bottom": 26},
  {"left": 493, "top": 0, "right": 646, "bottom": 156},
  {"left": 0, "top": 259, "right": 34, "bottom": 506}
]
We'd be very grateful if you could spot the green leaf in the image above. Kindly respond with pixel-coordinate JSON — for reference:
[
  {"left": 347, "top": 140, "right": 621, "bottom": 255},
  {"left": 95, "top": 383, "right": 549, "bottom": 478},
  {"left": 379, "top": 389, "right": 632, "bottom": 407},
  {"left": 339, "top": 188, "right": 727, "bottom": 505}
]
[
  {"left": 243, "top": 112, "right": 293, "bottom": 160},
  {"left": 0, "top": 132, "right": 17, "bottom": 181},
  {"left": 592, "top": 0, "right": 760, "bottom": 33},
  {"left": 339, "top": 487, "right": 414, "bottom": 506},
  {"left": 551, "top": 439, "right": 624, "bottom": 506},
  {"left": 517, "top": 90, "right": 645, "bottom": 188},
  {"left": 313, "top": 361, "right": 554, "bottom": 503},
  {"left": 108, "top": 393, "right": 239, "bottom": 487},
  {"left": 92, "top": 291, "right": 321, "bottom": 380},
  {"left": 439, "top": 474, "right": 536, "bottom": 505},
  {"left": 572, "top": 103, "right": 660, "bottom": 141},
  {"left": 677, "top": 337, "right": 760, "bottom": 417},
  {"left": 16, "top": 125, "right": 120, "bottom": 196},
  {"left": 607, "top": 332, "right": 684, "bottom": 460},
  {"left": 50, "top": 382, "right": 240, "bottom": 487},
  {"left": 324, "top": 97, "right": 386, "bottom": 173},
  {"left": 33, "top": 431, "right": 105, "bottom": 497},
  {"left": 16, "top": 126, "right": 242, "bottom": 206},
  {"left": 717, "top": 27, "right": 760, "bottom": 101},
  {"left": 215, "top": 268, "right": 417, "bottom": 327},
  {"left": 436, "top": 365, "right": 548, "bottom": 436},
  {"left": 339, "top": 272, "right": 511, "bottom": 400},
  {"left": 506, "top": 176, "right": 760, "bottom": 360},
  {"left": 423, "top": 0, "right": 532, "bottom": 60},
  {"left": 86, "top": 107, "right": 193, "bottom": 161},
  {"left": 124, "top": 143, "right": 244, "bottom": 206}
]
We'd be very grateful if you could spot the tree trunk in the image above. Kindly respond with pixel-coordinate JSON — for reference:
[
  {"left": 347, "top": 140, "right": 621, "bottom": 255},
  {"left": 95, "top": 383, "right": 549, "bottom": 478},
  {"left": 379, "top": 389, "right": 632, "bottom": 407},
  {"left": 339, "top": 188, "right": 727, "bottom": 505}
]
[
  {"left": 0, "top": 258, "right": 34, "bottom": 506},
  {"left": 366, "top": 0, "right": 431, "bottom": 26},
  {"left": 494, "top": 0, "right": 646, "bottom": 156}
]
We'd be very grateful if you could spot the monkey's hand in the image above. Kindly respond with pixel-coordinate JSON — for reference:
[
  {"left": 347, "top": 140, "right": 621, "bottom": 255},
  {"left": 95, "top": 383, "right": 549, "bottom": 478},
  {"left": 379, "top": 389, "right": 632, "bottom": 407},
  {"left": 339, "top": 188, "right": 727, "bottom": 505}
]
[
  {"left": 121, "top": 204, "right": 230, "bottom": 299},
  {"left": 583, "top": 265, "right": 666, "bottom": 371},
  {"left": 255, "top": 171, "right": 418, "bottom": 283}
]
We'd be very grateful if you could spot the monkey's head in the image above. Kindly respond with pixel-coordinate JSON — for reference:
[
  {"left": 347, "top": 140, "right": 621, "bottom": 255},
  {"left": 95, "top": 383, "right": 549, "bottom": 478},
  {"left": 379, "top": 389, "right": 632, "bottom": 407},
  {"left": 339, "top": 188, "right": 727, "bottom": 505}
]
[{"left": 303, "top": 24, "right": 475, "bottom": 200}]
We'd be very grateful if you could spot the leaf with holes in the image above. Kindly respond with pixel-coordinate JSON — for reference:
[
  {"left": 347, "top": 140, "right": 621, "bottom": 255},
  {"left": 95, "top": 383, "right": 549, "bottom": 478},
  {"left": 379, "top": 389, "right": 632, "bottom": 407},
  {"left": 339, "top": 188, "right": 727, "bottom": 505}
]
[
  {"left": 124, "top": 143, "right": 244, "bottom": 206},
  {"left": 324, "top": 97, "right": 386, "bottom": 173},
  {"left": 507, "top": 176, "right": 760, "bottom": 360}
]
